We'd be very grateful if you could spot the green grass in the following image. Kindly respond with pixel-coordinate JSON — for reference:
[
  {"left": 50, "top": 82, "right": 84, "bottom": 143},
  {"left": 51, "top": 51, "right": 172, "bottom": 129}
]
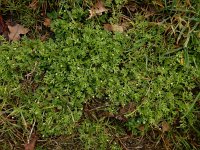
[{"left": 0, "top": 0, "right": 200, "bottom": 149}]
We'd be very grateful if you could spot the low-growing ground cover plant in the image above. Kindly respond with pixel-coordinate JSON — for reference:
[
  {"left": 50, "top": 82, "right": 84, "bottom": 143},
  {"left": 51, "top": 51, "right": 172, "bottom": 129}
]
[{"left": 0, "top": 0, "right": 200, "bottom": 149}]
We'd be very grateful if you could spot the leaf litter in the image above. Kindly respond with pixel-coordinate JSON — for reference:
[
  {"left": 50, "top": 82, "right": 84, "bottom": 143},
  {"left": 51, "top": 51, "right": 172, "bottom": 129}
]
[
  {"left": 161, "top": 121, "right": 170, "bottom": 132},
  {"left": 43, "top": 18, "right": 51, "bottom": 27},
  {"left": 7, "top": 23, "right": 29, "bottom": 41},
  {"left": 88, "top": 0, "right": 108, "bottom": 19}
]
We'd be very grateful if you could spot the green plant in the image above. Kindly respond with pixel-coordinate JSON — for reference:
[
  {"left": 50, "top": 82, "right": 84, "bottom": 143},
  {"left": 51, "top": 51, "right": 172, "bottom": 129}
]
[{"left": 0, "top": 0, "right": 200, "bottom": 149}]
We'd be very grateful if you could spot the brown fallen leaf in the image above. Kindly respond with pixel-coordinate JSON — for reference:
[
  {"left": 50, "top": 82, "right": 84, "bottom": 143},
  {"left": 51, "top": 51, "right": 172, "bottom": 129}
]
[
  {"left": 24, "top": 134, "right": 38, "bottom": 150},
  {"left": 43, "top": 18, "right": 51, "bottom": 27},
  {"left": 8, "top": 24, "right": 29, "bottom": 41},
  {"left": 161, "top": 121, "right": 170, "bottom": 132},
  {"left": 88, "top": 0, "right": 108, "bottom": 19},
  {"left": 104, "top": 24, "right": 124, "bottom": 32}
]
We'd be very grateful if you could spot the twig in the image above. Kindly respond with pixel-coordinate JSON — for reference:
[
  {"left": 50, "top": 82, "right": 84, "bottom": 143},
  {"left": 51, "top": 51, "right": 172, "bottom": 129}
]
[
  {"left": 28, "top": 120, "right": 36, "bottom": 144},
  {"left": 116, "top": 136, "right": 129, "bottom": 150}
]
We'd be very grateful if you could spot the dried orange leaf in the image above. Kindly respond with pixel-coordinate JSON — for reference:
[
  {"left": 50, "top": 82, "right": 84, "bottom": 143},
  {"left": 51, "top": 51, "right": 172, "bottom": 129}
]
[
  {"left": 104, "top": 24, "right": 124, "bottom": 32},
  {"left": 88, "top": 0, "right": 108, "bottom": 19},
  {"left": 162, "top": 121, "right": 170, "bottom": 132},
  {"left": 43, "top": 18, "right": 51, "bottom": 27},
  {"left": 8, "top": 24, "right": 29, "bottom": 41}
]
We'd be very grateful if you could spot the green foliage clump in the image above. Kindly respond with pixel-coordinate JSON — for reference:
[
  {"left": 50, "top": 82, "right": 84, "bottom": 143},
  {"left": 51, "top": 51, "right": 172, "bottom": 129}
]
[
  {"left": 0, "top": 0, "right": 200, "bottom": 149},
  {"left": 1, "top": 16, "right": 199, "bottom": 136}
]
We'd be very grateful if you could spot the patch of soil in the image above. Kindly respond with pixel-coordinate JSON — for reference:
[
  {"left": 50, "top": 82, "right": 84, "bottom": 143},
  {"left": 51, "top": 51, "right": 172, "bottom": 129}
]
[{"left": 37, "top": 135, "right": 84, "bottom": 150}]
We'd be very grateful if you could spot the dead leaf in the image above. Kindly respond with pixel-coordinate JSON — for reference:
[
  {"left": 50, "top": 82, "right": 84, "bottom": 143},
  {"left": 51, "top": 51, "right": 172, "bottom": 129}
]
[
  {"left": 29, "top": 0, "right": 38, "bottom": 10},
  {"left": 43, "top": 18, "right": 51, "bottom": 27},
  {"left": 8, "top": 24, "right": 29, "bottom": 41},
  {"left": 24, "top": 134, "right": 38, "bottom": 150},
  {"left": 161, "top": 121, "right": 170, "bottom": 132},
  {"left": 88, "top": 0, "right": 108, "bottom": 19},
  {"left": 103, "top": 24, "right": 112, "bottom": 31},
  {"left": 104, "top": 24, "right": 124, "bottom": 32}
]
